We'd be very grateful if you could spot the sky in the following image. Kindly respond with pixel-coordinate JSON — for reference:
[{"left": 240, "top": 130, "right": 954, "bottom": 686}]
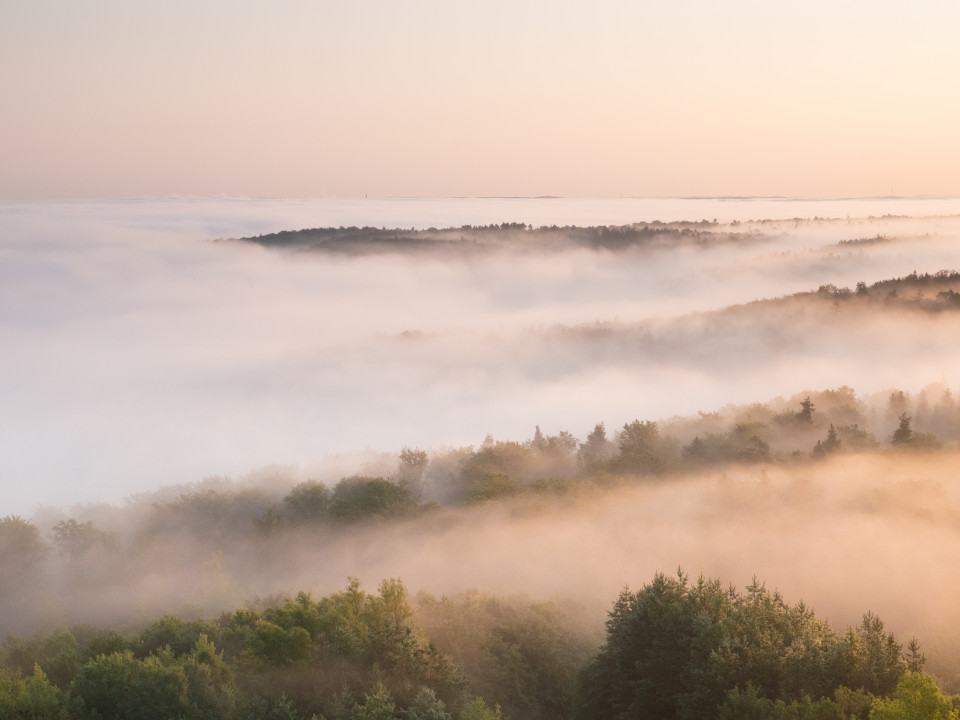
[
  {"left": 3, "top": 0, "right": 960, "bottom": 514},
  {"left": 2, "top": 0, "right": 959, "bottom": 199},
  {"left": 6, "top": 3, "right": 960, "bottom": 675}
]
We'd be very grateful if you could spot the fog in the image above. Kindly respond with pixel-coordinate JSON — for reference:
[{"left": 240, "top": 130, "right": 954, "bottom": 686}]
[
  {"left": 3, "top": 197, "right": 960, "bottom": 513},
  {"left": 6, "top": 196, "right": 960, "bottom": 688},
  {"left": 13, "top": 450, "right": 960, "bottom": 686}
]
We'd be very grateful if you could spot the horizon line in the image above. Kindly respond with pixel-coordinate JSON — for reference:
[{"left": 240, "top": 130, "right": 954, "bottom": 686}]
[{"left": 3, "top": 193, "right": 960, "bottom": 203}]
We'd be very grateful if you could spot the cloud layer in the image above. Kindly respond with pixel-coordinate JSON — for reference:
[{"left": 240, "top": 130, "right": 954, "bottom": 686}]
[{"left": 3, "top": 197, "right": 960, "bottom": 513}]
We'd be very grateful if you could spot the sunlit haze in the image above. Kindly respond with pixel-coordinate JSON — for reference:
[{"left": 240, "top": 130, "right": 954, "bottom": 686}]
[
  {"left": 7, "top": 4, "right": 960, "bottom": 717},
  {"left": 2, "top": 1, "right": 959, "bottom": 199},
  {"left": 3, "top": 196, "right": 960, "bottom": 514}
]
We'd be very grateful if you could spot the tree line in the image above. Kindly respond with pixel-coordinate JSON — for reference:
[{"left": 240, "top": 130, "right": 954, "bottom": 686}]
[
  {"left": 0, "top": 577, "right": 591, "bottom": 720},
  {"left": 578, "top": 571, "right": 954, "bottom": 720},
  {"left": 2, "top": 385, "right": 957, "bottom": 625},
  {"left": 1, "top": 573, "right": 954, "bottom": 719},
  {"left": 235, "top": 220, "right": 751, "bottom": 257}
]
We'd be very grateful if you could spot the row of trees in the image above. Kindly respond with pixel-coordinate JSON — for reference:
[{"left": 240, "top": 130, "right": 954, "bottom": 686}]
[
  {"left": 242, "top": 221, "right": 732, "bottom": 257},
  {"left": 1, "top": 384, "right": 957, "bottom": 645},
  {"left": 0, "top": 578, "right": 593, "bottom": 720},
  {"left": 577, "top": 571, "right": 953, "bottom": 720},
  {"left": 2, "top": 573, "right": 951, "bottom": 720},
  {"left": 436, "top": 394, "right": 947, "bottom": 503},
  {"left": 0, "top": 394, "right": 951, "bottom": 588}
]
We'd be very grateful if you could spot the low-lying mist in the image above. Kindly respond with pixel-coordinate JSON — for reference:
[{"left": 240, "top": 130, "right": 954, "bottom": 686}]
[
  {"left": 5, "top": 191, "right": 960, "bottom": 703},
  {"left": 4, "top": 198, "right": 960, "bottom": 513},
  {"left": 10, "top": 447, "right": 960, "bottom": 687}
]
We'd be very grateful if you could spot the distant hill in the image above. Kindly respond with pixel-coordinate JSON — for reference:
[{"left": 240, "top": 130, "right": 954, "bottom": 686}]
[{"left": 230, "top": 220, "right": 765, "bottom": 255}]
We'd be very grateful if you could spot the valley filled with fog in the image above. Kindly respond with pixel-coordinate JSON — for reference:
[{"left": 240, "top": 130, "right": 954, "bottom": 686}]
[
  {"left": 7, "top": 197, "right": 960, "bottom": 716},
  {"left": 3, "top": 197, "right": 960, "bottom": 512}
]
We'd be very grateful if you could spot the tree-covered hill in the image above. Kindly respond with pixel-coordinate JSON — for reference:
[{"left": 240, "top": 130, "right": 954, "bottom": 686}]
[
  {"left": 230, "top": 220, "right": 756, "bottom": 256},
  {"left": 3, "top": 380, "right": 960, "bottom": 640},
  {"left": 2, "top": 573, "right": 953, "bottom": 720}
]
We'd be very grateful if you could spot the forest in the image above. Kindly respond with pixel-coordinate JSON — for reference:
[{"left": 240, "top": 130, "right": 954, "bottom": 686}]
[
  {"left": 4, "top": 367, "right": 960, "bottom": 717},
  {"left": 231, "top": 220, "right": 753, "bottom": 257},
  {"left": 2, "top": 571, "right": 954, "bottom": 719},
  {"left": 6, "top": 210, "right": 960, "bottom": 718}
]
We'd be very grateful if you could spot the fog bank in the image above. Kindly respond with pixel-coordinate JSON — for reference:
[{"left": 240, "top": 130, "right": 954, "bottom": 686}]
[
  {"left": 3, "top": 197, "right": 960, "bottom": 512},
  {"left": 13, "top": 451, "right": 960, "bottom": 686}
]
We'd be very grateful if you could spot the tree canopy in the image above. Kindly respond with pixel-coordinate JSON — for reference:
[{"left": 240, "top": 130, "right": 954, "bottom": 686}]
[{"left": 577, "top": 571, "right": 913, "bottom": 720}]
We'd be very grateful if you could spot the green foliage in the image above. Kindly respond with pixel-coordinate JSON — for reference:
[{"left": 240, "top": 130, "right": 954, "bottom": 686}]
[
  {"left": 250, "top": 620, "right": 313, "bottom": 665},
  {"left": 182, "top": 634, "right": 236, "bottom": 718},
  {"left": 459, "top": 442, "right": 533, "bottom": 502},
  {"left": 719, "top": 683, "right": 848, "bottom": 720},
  {"left": 721, "top": 684, "right": 803, "bottom": 720},
  {"left": 7, "top": 376, "right": 960, "bottom": 718},
  {"left": 404, "top": 687, "right": 452, "bottom": 720},
  {"left": 0, "top": 572, "right": 930, "bottom": 720},
  {"left": 578, "top": 422, "right": 614, "bottom": 472},
  {"left": 813, "top": 424, "right": 842, "bottom": 457},
  {"left": 904, "top": 639, "right": 926, "bottom": 674},
  {"left": 226, "top": 579, "right": 464, "bottom": 716},
  {"left": 833, "top": 685, "right": 877, "bottom": 719},
  {"left": 835, "top": 424, "right": 879, "bottom": 451},
  {"left": 51, "top": 520, "right": 115, "bottom": 561},
  {"left": 890, "top": 414, "right": 942, "bottom": 449},
  {"left": 684, "top": 422, "right": 771, "bottom": 465},
  {"left": 892, "top": 414, "right": 914, "bottom": 446},
  {"left": 0, "top": 665, "right": 67, "bottom": 719},
  {"left": 459, "top": 697, "right": 504, "bottom": 720},
  {"left": 148, "top": 487, "right": 275, "bottom": 545},
  {"left": 351, "top": 682, "right": 398, "bottom": 719},
  {"left": 829, "top": 613, "right": 906, "bottom": 697},
  {"left": 329, "top": 477, "right": 418, "bottom": 522},
  {"left": 0, "top": 516, "right": 48, "bottom": 575},
  {"left": 576, "top": 571, "right": 907, "bottom": 720},
  {"left": 70, "top": 649, "right": 191, "bottom": 720},
  {"left": 417, "top": 590, "right": 594, "bottom": 720},
  {"left": 85, "top": 630, "right": 129, "bottom": 661},
  {"left": 468, "top": 474, "right": 519, "bottom": 503},
  {"left": 137, "top": 614, "right": 221, "bottom": 658},
  {"left": 869, "top": 673, "right": 959, "bottom": 720},
  {"left": 398, "top": 448, "right": 430, "bottom": 498},
  {"left": 283, "top": 480, "right": 331, "bottom": 524},
  {"left": 577, "top": 571, "right": 705, "bottom": 719},
  {"left": 614, "top": 420, "right": 669, "bottom": 475},
  {"left": 242, "top": 692, "right": 301, "bottom": 720},
  {"left": 2, "top": 629, "right": 81, "bottom": 689}
]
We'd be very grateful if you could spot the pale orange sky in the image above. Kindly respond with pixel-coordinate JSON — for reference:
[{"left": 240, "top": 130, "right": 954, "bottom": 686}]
[{"left": 2, "top": 0, "right": 958, "bottom": 199}]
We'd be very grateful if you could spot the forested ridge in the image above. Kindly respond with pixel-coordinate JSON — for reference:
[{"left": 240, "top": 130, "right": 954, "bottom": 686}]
[
  {"left": 4, "top": 378, "right": 959, "bottom": 614},
  {"left": 6, "top": 268, "right": 960, "bottom": 716},
  {"left": 4, "top": 377, "right": 960, "bottom": 717},
  {"left": 231, "top": 220, "right": 751, "bottom": 256},
  {"left": 2, "top": 573, "right": 955, "bottom": 719}
]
